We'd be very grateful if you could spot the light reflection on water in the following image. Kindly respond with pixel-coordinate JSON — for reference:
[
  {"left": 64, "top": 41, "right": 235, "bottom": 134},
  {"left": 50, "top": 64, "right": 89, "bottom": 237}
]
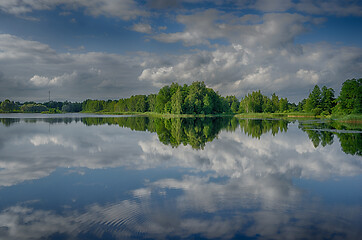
[{"left": 0, "top": 114, "right": 361, "bottom": 240}]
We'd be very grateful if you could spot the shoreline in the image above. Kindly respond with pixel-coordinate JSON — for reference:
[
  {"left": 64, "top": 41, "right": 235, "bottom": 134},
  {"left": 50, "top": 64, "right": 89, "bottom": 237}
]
[{"left": 1, "top": 111, "right": 361, "bottom": 123}]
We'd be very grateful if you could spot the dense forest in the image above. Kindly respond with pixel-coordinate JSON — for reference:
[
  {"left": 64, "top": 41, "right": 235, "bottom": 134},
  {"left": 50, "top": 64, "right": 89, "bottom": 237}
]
[{"left": 0, "top": 78, "right": 361, "bottom": 116}]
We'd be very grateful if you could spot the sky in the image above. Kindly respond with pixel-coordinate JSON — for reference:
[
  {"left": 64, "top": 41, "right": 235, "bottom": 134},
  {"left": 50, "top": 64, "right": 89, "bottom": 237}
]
[{"left": 0, "top": 0, "right": 361, "bottom": 103}]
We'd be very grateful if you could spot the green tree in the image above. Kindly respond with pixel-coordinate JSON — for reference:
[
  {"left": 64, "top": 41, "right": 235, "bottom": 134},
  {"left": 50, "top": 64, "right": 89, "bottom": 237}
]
[
  {"left": 0, "top": 99, "right": 18, "bottom": 112},
  {"left": 305, "top": 85, "right": 321, "bottom": 112},
  {"left": 231, "top": 101, "right": 239, "bottom": 113},
  {"left": 147, "top": 94, "right": 157, "bottom": 112},
  {"left": 262, "top": 97, "right": 273, "bottom": 113},
  {"left": 336, "top": 78, "right": 362, "bottom": 114},
  {"left": 278, "top": 98, "right": 289, "bottom": 112},
  {"left": 246, "top": 91, "right": 263, "bottom": 113},
  {"left": 203, "top": 94, "right": 213, "bottom": 114},
  {"left": 171, "top": 88, "right": 183, "bottom": 114},
  {"left": 271, "top": 93, "right": 279, "bottom": 112},
  {"left": 155, "top": 86, "right": 171, "bottom": 113},
  {"left": 320, "top": 86, "right": 335, "bottom": 114}
]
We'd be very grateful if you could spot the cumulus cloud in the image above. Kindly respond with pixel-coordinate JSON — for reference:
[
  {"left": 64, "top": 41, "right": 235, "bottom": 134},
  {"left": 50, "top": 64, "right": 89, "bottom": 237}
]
[
  {"left": 139, "top": 42, "right": 362, "bottom": 101},
  {"left": 294, "top": 0, "right": 362, "bottom": 16},
  {"left": 1, "top": 119, "right": 360, "bottom": 187},
  {"left": 145, "top": 10, "right": 361, "bottom": 101},
  {"left": 153, "top": 11, "right": 312, "bottom": 48},
  {"left": 0, "top": 118, "right": 361, "bottom": 239},
  {"left": 29, "top": 72, "right": 77, "bottom": 87},
  {"left": 0, "top": 34, "right": 155, "bottom": 101},
  {"left": 0, "top": 0, "right": 148, "bottom": 20},
  {"left": 234, "top": 0, "right": 362, "bottom": 16},
  {"left": 132, "top": 23, "right": 153, "bottom": 34},
  {"left": 0, "top": 200, "right": 359, "bottom": 240},
  {"left": 0, "top": 4, "right": 361, "bottom": 103}
]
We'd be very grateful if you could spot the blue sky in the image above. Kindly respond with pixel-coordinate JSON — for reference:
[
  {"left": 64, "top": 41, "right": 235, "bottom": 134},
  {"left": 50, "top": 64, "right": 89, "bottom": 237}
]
[{"left": 0, "top": 0, "right": 361, "bottom": 102}]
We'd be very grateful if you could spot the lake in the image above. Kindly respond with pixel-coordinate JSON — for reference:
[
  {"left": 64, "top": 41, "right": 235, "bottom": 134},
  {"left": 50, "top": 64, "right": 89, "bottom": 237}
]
[{"left": 0, "top": 113, "right": 361, "bottom": 240}]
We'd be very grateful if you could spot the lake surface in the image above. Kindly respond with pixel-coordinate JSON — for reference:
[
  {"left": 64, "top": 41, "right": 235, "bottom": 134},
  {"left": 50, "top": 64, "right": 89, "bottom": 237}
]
[{"left": 0, "top": 113, "right": 361, "bottom": 240}]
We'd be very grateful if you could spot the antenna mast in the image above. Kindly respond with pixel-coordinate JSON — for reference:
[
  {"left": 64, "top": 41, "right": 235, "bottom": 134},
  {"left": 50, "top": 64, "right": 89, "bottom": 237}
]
[{"left": 48, "top": 90, "right": 50, "bottom": 102}]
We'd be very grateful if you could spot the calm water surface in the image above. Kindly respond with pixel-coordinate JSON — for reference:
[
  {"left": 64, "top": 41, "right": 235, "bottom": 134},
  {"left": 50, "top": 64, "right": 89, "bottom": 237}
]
[{"left": 0, "top": 113, "right": 361, "bottom": 240}]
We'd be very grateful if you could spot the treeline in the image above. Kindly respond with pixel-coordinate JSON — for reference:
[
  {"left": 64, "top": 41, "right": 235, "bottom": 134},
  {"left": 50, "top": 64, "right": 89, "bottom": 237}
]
[
  {"left": 0, "top": 78, "right": 361, "bottom": 115},
  {"left": 297, "top": 78, "right": 361, "bottom": 115},
  {"left": 82, "top": 82, "right": 231, "bottom": 114},
  {"left": 0, "top": 100, "right": 82, "bottom": 113}
]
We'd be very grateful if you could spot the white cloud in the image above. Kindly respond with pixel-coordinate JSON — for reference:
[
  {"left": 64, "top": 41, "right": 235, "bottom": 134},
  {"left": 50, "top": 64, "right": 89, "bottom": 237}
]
[
  {"left": 30, "top": 135, "right": 78, "bottom": 150},
  {"left": 0, "top": 0, "right": 148, "bottom": 20},
  {"left": 152, "top": 11, "right": 311, "bottom": 48},
  {"left": 252, "top": 0, "right": 294, "bottom": 12},
  {"left": 29, "top": 75, "right": 51, "bottom": 87},
  {"left": 0, "top": 119, "right": 361, "bottom": 239},
  {"left": 138, "top": 42, "right": 362, "bottom": 101},
  {"left": 237, "top": 0, "right": 362, "bottom": 16},
  {"left": 132, "top": 23, "right": 152, "bottom": 34},
  {"left": 1, "top": 119, "right": 360, "bottom": 188},
  {"left": 295, "top": 0, "right": 362, "bottom": 16},
  {"left": 29, "top": 72, "right": 77, "bottom": 87},
  {"left": 0, "top": 34, "right": 154, "bottom": 101},
  {"left": 296, "top": 69, "right": 320, "bottom": 84}
]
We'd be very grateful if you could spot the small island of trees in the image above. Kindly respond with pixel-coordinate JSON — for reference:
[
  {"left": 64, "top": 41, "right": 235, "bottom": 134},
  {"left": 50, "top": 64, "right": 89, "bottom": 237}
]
[{"left": 1, "top": 78, "right": 361, "bottom": 118}]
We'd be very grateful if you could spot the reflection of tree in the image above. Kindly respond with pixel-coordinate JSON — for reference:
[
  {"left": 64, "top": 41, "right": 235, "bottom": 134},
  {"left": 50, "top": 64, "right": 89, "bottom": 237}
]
[
  {"left": 0, "top": 118, "right": 77, "bottom": 126},
  {"left": 336, "top": 133, "right": 362, "bottom": 156},
  {"left": 154, "top": 117, "right": 234, "bottom": 149},
  {"left": 303, "top": 130, "right": 334, "bottom": 148},
  {"left": 238, "top": 119, "right": 289, "bottom": 139},
  {"left": 0, "top": 118, "right": 20, "bottom": 127},
  {"left": 82, "top": 117, "right": 233, "bottom": 149},
  {"left": 299, "top": 121, "right": 361, "bottom": 156},
  {"left": 2, "top": 116, "right": 360, "bottom": 154}
]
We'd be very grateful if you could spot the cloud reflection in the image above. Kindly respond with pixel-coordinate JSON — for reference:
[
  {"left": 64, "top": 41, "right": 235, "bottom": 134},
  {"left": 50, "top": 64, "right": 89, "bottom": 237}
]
[
  {"left": 0, "top": 117, "right": 361, "bottom": 239},
  {"left": 0, "top": 178, "right": 360, "bottom": 240}
]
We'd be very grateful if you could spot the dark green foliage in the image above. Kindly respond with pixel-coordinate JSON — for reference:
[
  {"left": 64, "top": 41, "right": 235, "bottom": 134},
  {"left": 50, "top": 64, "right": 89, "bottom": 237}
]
[
  {"left": 239, "top": 119, "right": 289, "bottom": 139},
  {"left": 279, "top": 98, "right": 289, "bottom": 112},
  {"left": 148, "top": 81, "right": 231, "bottom": 114},
  {"left": 336, "top": 78, "right": 362, "bottom": 114},
  {"left": 0, "top": 99, "right": 19, "bottom": 112},
  {"left": 298, "top": 121, "right": 360, "bottom": 156},
  {"left": 239, "top": 91, "right": 290, "bottom": 113},
  {"left": 21, "top": 103, "right": 48, "bottom": 113},
  {"left": 78, "top": 82, "right": 230, "bottom": 114},
  {"left": 155, "top": 85, "right": 171, "bottom": 113},
  {"left": 305, "top": 85, "right": 322, "bottom": 111},
  {"left": 82, "top": 99, "right": 104, "bottom": 112},
  {"left": 299, "top": 79, "right": 360, "bottom": 115},
  {"left": 62, "top": 102, "right": 82, "bottom": 112},
  {"left": 1, "top": 79, "right": 361, "bottom": 115},
  {"left": 147, "top": 94, "right": 157, "bottom": 112},
  {"left": 171, "top": 87, "right": 183, "bottom": 114},
  {"left": 337, "top": 133, "right": 361, "bottom": 156},
  {"left": 82, "top": 116, "right": 234, "bottom": 149},
  {"left": 43, "top": 101, "right": 64, "bottom": 111},
  {"left": 321, "top": 86, "right": 335, "bottom": 114},
  {"left": 271, "top": 93, "right": 279, "bottom": 112}
]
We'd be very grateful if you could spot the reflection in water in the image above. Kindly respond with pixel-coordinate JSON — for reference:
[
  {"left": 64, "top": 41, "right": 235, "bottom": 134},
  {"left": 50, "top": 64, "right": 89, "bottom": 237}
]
[
  {"left": 1, "top": 116, "right": 360, "bottom": 155},
  {"left": 298, "top": 120, "right": 362, "bottom": 156},
  {"left": 0, "top": 115, "right": 361, "bottom": 239},
  {"left": 83, "top": 116, "right": 235, "bottom": 149}
]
